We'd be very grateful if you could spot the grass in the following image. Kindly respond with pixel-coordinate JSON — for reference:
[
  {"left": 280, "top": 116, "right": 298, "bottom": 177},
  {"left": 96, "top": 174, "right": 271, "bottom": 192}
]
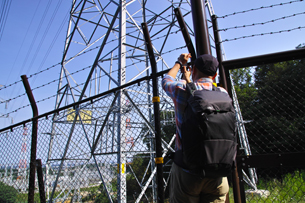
[
  {"left": 242, "top": 170, "right": 305, "bottom": 203},
  {"left": 11, "top": 170, "right": 305, "bottom": 202}
]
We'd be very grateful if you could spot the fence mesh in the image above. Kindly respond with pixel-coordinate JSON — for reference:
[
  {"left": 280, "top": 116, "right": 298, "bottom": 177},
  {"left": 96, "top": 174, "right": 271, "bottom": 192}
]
[
  {"left": 0, "top": 58, "right": 305, "bottom": 202},
  {"left": 232, "top": 58, "right": 305, "bottom": 202},
  {"left": 232, "top": 60, "right": 305, "bottom": 155},
  {"left": 0, "top": 77, "right": 176, "bottom": 203}
]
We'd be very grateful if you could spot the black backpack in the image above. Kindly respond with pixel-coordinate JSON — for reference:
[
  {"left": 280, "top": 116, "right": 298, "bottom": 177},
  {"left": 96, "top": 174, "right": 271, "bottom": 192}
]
[{"left": 174, "top": 82, "right": 237, "bottom": 178}]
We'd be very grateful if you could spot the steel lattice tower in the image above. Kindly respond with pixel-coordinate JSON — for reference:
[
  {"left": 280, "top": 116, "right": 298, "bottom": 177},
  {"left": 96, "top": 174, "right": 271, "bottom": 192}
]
[
  {"left": 45, "top": 1, "right": 195, "bottom": 202},
  {"left": 44, "top": 0, "right": 256, "bottom": 202},
  {"left": 17, "top": 126, "right": 28, "bottom": 192}
]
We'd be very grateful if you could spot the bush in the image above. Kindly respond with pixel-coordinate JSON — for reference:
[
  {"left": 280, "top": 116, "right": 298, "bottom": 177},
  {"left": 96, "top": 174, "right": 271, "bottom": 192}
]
[
  {"left": 0, "top": 182, "right": 18, "bottom": 203},
  {"left": 246, "top": 170, "right": 305, "bottom": 202}
]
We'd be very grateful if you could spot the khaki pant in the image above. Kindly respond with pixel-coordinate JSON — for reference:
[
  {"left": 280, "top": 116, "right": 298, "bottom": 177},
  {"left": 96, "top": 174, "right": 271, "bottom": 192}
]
[{"left": 170, "top": 163, "right": 229, "bottom": 203}]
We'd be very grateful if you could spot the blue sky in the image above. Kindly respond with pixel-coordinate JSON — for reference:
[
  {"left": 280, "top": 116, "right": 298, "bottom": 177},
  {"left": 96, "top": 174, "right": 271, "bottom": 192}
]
[{"left": 0, "top": 0, "right": 304, "bottom": 129}]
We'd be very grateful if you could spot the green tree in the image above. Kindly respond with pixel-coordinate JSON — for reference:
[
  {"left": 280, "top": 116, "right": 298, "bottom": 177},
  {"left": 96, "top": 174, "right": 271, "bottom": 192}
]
[
  {"left": 126, "top": 155, "right": 151, "bottom": 202},
  {"left": 230, "top": 67, "right": 257, "bottom": 119},
  {"left": 238, "top": 57, "right": 305, "bottom": 154},
  {"left": 94, "top": 178, "right": 117, "bottom": 203},
  {"left": 135, "top": 110, "right": 176, "bottom": 201},
  {"left": 140, "top": 110, "right": 176, "bottom": 148},
  {"left": 0, "top": 182, "right": 18, "bottom": 203}
]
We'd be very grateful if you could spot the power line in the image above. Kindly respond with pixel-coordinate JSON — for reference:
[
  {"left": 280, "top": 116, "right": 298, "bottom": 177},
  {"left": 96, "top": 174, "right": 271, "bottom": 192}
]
[
  {"left": 32, "top": 10, "right": 69, "bottom": 83},
  {"left": 20, "top": 0, "right": 52, "bottom": 77},
  {"left": 26, "top": 0, "right": 64, "bottom": 77},
  {"left": 4, "top": 1, "right": 42, "bottom": 86},
  {"left": 0, "top": 43, "right": 187, "bottom": 118},
  {"left": 6, "top": 0, "right": 52, "bottom": 114},
  {"left": 0, "top": 14, "right": 183, "bottom": 92},
  {"left": 0, "top": 0, "right": 12, "bottom": 42}
]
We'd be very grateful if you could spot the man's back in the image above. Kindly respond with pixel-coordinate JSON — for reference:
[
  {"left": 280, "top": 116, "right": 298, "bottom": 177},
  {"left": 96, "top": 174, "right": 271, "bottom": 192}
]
[
  {"left": 162, "top": 53, "right": 231, "bottom": 203},
  {"left": 177, "top": 85, "right": 237, "bottom": 178},
  {"left": 162, "top": 75, "right": 227, "bottom": 151}
]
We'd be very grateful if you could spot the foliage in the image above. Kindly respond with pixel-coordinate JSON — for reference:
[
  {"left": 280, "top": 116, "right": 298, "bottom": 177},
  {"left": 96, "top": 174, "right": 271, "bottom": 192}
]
[
  {"left": 233, "top": 56, "right": 305, "bottom": 155},
  {"left": 0, "top": 182, "right": 18, "bottom": 203},
  {"left": 230, "top": 67, "right": 257, "bottom": 116},
  {"left": 94, "top": 180, "right": 117, "bottom": 203},
  {"left": 136, "top": 110, "right": 176, "bottom": 201},
  {"left": 246, "top": 170, "right": 305, "bottom": 202},
  {"left": 250, "top": 58, "right": 305, "bottom": 154},
  {"left": 140, "top": 110, "right": 176, "bottom": 148},
  {"left": 81, "top": 185, "right": 100, "bottom": 202},
  {"left": 88, "top": 178, "right": 117, "bottom": 203},
  {"left": 126, "top": 155, "right": 150, "bottom": 201}
]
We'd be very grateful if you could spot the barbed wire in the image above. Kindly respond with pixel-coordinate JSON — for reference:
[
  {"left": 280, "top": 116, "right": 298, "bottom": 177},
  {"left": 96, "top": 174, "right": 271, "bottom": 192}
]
[
  {"left": 123, "top": 44, "right": 187, "bottom": 68},
  {"left": 0, "top": 36, "right": 135, "bottom": 104},
  {"left": 0, "top": 4, "right": 187, "bottom": 92},
  {"left": 219, "top": 12, "right": 305, "bottom": 32},
  {"left": 1, "top": 6, "right": 190, "bottom": 123},
  {"left": 0, "top": 44, "right": 187, "bottom": 118},
  {"left": 1, "top": 29, "right": 185, "bottom": 106},
  {"left": 221, "top": 26, "right": 305, "bottom": 43},
  {"left": 3, "top": 0, "right": 303, "bottom": 109},
  {"left": 0, "top": 19, "right": 177, "bottom": 92},
  {"left": 0, "top": 79, "right": 23, "bottom": 91},
  {"left": 0, "top": 62, "right": 61, "bottom": 91},
  {"left": 0, "top": 9, "right": 186, "bottom": 108},
  {"left": 217, "top": 0, "right": 304, "bottom": 19},
  {"left": 28, "top": 62, "right": 61, "bottom": 79},
  {"left": 0, "top": 30, "right": 139, "bottom": 92},
  {"left": 0, "top": 65, "right": 93, "bottom": 105}
]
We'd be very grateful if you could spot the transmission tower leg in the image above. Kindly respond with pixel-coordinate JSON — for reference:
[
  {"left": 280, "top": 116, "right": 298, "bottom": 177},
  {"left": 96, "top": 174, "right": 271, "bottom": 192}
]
[
  {"left": 147, "top": 64, "right": 157, "bottom": 202},
  {"left": 10, "top": 165, "right": 13, "bottom": 185},
  {"left": 117, "top": 1, "right": 127, "bottom": 202},
  {"left": 142, "top": 1, "right": 157, "bottom": 200},
  {"left": 46, "top": 1, "right": 76, "bottom": 200}
]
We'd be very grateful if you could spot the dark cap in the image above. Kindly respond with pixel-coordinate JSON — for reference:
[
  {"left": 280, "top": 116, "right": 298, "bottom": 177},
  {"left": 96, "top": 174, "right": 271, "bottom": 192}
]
[{"left": 194, "top": 54, "right": 218, "bottom": 76}]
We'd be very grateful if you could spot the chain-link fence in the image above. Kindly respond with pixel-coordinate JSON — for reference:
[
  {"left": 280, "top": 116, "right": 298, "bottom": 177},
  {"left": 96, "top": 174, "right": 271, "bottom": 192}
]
[
  {"left": 1, "top": 57, "right": 305, "bottom": 203},
  {"left": 231, "top": 58, "right": 305, "bottom": 202},
  {"left": 0, "top": 74, "right": 176, "bottom": 203}
]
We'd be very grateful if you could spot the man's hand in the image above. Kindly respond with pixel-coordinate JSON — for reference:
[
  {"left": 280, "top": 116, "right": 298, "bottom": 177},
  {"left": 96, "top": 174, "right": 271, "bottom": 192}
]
[
  {"left": 167, "top": 53, "right": 191, "bottom": 79},
  {"left": 179, "top": 53, "right": 191, "bottom": 82},
  {"left": 178, "top": 53, "right": 191, "bottom": 65},
  {"left": 182, "top": 65, "right": 192, "bottom": 83}
]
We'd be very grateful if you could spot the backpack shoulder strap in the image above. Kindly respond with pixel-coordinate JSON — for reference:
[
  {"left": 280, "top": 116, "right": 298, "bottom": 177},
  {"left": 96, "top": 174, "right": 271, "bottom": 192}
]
[
  {"left": 188, "top": 82, "right": 219, "bottom": 93},
  {"left": 186, "top": 82, "right": 197, "bottom": 96},
  {"left": 212, "top": 84, "right": 221, "bottom": 92}
]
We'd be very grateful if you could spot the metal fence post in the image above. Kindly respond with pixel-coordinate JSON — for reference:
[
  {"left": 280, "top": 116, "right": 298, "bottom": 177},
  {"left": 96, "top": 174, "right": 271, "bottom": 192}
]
[
  {"left": 21, "top": 75, "right": 38, "bottom": 203},
  {"left": 36, "top": 159, "right": 46, "bottom": 203},
  {"left": 211, "top": 15, "right": 227, "bottom": 90},
  {"left": 141, "top": 22, "right": 164, "bottom": 203},
  {"left": 174, "top": 7, "right": 197, "bottom": 61},
  {"left": 190, "top": 0, "right": 211, "bottom": 55},
  {"left": 211, "top": 14, "right": 244, "bottom": 203}
]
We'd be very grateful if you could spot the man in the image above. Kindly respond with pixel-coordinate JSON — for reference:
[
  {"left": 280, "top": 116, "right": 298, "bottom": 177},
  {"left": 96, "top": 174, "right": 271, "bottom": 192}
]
[{"left": 162, "top": 53, "right": 229, "bottom": 203}]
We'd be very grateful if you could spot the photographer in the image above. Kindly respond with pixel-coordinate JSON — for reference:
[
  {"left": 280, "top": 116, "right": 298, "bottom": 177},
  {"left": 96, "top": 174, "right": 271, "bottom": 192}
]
[{"left": 162, "top": 53, "right": 229, "bottom": 203}]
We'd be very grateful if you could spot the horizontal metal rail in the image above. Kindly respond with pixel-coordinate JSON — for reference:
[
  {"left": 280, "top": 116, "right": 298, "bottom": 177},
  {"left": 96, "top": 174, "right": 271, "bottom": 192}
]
[
  {"left": 223, "top": 48, "right": 305, "bottom": 70},
  {"left": 237, "top": 152, "right": 305, "bottom": 169}
]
